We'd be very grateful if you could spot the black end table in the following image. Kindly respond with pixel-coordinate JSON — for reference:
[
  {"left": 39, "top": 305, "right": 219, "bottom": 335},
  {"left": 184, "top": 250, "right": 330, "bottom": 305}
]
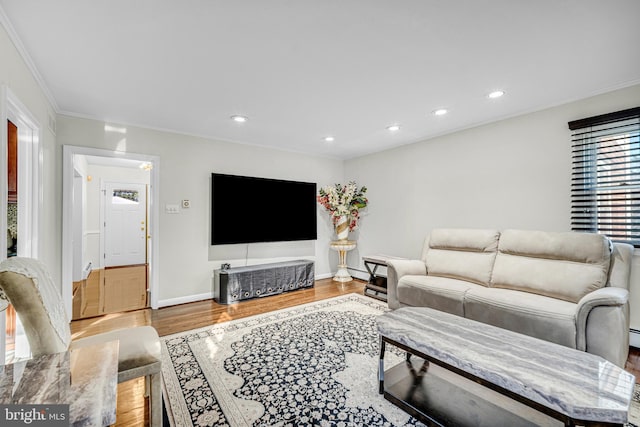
[{"left": 362, "top": 255, "right": 404, "bottom": 301}]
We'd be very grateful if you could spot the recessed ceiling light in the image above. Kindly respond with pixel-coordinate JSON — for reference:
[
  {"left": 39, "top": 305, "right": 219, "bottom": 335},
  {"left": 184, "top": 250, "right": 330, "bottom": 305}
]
[
  {"left": 324, "top": 136, "right": 335, "bottom": 142},
  {"left": 231, "top": 115, "right": 248, "bottom": 123},
  {"left": 386, "top": 124, "right": 401, "bottom": 132},
  {"left": 433, "top": 109, "right": 448, "bottom": 116},
  {"left": 488, "top": 90, "right": 505, "bottom": 99}
]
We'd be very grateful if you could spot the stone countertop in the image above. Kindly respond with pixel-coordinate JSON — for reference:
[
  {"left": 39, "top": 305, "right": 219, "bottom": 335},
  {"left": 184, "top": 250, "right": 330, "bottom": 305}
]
[
  {"left": 377, "top": 307, "right": 636, "bottom": 424},
  {"left": 0, "top": 340, "right": 119, "bottom": 427}
]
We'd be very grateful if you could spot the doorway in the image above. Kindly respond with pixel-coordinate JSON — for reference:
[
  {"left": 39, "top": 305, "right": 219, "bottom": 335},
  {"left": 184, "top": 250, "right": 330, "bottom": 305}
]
[
  {"left": 73, "top": 168, "right": 150, "bottom": 319},
  {"left": 72, "top": 178, "right": 149, "bottom": 318},
  {"left": 67, "top": 153, "right": 156, "bottom": 319}
]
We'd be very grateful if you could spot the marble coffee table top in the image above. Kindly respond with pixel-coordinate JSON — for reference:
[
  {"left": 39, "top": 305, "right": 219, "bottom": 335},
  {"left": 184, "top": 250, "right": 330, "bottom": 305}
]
[
  {"left": 377, "top": 307, "right": 636, "bottom": 424},
  {"left": 0, "top": 340, "right": 119, "bottom": 427}
]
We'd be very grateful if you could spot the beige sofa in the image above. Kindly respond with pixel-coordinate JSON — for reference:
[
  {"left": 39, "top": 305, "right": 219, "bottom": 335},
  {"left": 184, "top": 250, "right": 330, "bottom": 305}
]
[{"left": 386, "top": 228, "right": 633, "bottom": 367}]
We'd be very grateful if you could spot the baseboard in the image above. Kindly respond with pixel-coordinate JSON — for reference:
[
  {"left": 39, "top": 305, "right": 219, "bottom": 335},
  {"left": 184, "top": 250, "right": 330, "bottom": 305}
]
[
  {"left": 348, "top": 268, "right": 369, "bottom": 282},
  {"left": 158, "top": 292, "right": 214, "bottom": 308},
  {"left": 630, "top": 328, "right": 640, "bottom": 348},
  {"left": 320, "top": 269, "right": 368, "bottom": 282}
]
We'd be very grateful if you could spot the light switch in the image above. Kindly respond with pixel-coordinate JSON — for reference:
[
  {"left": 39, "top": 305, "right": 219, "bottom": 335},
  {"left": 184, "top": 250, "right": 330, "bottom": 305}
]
[{"left": 165, "top": 204, "right": 180, "bottom": 214}]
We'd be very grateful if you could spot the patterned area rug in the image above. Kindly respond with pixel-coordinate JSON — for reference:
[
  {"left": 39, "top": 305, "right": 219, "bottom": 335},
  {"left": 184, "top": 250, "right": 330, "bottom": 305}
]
[
  {"left": 631, "top": 384, "right": 640, "bottom": 427},
  {"left": 161, "top": 294, "right": 640, "bottom": 426}
]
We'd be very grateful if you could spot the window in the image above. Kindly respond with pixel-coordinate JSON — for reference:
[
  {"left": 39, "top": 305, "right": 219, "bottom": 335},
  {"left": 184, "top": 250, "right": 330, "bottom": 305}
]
[
  {"left": 569, "top": 107, "right": 640, "bottom": 246},
  {"left": 112, "top": 189, "right": 140, "bottom": 204}
]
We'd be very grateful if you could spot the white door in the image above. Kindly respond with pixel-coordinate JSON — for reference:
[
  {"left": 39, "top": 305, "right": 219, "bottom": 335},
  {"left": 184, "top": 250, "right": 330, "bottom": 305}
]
[{"left": 104, "top": 182, "right": 147, "bottom": 267}]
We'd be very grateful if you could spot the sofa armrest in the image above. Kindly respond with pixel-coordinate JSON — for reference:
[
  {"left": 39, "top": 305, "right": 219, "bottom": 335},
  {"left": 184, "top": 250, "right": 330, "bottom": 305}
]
[
  {"left": 386, "top": 259, "right": 427, "bottom": 309},
  {"left": 575, "top": 287, "right": 629, "bottom": 366},
  {"left": 608, "top": 242, "right": 634, "bottom": 290}
]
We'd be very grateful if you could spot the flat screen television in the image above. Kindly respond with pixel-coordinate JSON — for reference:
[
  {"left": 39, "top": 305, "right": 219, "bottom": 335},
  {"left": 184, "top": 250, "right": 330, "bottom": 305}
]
[{"left": 211, "top": 173, "right": 317, "bottom": 245}]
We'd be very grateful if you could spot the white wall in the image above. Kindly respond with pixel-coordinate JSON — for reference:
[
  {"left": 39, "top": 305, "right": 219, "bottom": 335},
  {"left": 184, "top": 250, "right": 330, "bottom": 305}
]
[
  {"left": 55, "top": 115, "right": 344, "bottom": 305},
  {"left": 345, "top": 83, "right": 640, "bottom": 331}
]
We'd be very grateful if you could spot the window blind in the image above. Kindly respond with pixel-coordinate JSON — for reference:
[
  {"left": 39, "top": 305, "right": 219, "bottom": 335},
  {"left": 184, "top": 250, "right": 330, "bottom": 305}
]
[{"left": 568, "top": 107, "right": 640, "bottom": 246}]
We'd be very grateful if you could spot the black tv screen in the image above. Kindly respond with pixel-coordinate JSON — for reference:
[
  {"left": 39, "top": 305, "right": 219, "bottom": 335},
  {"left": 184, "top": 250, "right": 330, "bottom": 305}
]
[{"left": 211, "top": 173, "right": 318, "bottom": 245}]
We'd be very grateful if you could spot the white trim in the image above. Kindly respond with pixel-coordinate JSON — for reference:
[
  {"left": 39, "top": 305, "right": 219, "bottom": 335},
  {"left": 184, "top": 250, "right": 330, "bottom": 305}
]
[
  {"left": 630, "top": 329, "right": 640, "bottom": 349},
  {"left": 8, "top": 90, "right": 42, "bottom": 259},
  {"left": 149, "top": 160, "right": 160, "bottom": 309},
  {"left": 316, "top": 269, "right": 366, "bottom": 282},
  {"left": 0, "top": 85, "right": 6, "bottom": 362},
  {"left": 1, "top": 85, "right": 9, "bottom": 263},
  {"left": 348, "top": 269, "right": 369, "bottom": 282},
  {"left": 1, "top": 86, "right": 42, "bottom": 362},
  {"left": 0, "top": 5, "right": 59, "bottom": 112},
  {"left": 62, "top": 145, "right": 160, "bottom": 319},
  {"left": 98, "top": 179, "right": 105, "bottom": 269},
  {"left": 158, "top": 292, "right": 214, "bottom": 308}
]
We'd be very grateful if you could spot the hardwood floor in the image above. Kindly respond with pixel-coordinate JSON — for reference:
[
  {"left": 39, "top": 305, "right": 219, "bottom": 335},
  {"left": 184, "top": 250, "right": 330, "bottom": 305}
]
[
  {"left": 70, "top": 278, "right": 640, "bottom": 426},
  {"left": 626, "top": 346, "right": 640, "bottom": 380},
  {"left": 72, "top": 266, "right": 148, "bottom": 320}
]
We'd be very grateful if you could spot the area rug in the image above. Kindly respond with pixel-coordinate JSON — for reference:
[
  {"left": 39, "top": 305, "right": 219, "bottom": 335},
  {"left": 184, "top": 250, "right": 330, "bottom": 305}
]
[{"left": 161, "top": 294, "right": 640, "bottom": 426}]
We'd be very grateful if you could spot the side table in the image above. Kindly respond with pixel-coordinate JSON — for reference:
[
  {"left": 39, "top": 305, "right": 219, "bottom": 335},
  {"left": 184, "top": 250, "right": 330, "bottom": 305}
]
[
  {"left": 330, "top": 240, "right": 357, "bottom": 282},
  {"left": 362, "top": 254, "right": 406, "bottom": 301},
  {"left": 0, "top": 340, "right": 119, "bottom": 426}
]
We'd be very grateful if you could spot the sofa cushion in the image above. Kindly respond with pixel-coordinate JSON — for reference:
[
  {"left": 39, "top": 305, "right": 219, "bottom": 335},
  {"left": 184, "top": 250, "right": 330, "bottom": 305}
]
[
  {"left": 423, "top": 228, "right": 500, "bottom": 286},
  {"left": 491, "top": 230, "right": 611, "bottom": 303},
  {"left": 464, "top": 287, "right": 577, "bottom": 349},
  {"left": 397, "top": 275, "right": 485, "bottom": 316}
]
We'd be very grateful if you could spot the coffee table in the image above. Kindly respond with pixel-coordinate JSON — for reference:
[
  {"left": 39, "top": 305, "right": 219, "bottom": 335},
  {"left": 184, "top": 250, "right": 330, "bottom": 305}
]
[{"left": 377, "top": 307, "right": 635, "bottom": 427}]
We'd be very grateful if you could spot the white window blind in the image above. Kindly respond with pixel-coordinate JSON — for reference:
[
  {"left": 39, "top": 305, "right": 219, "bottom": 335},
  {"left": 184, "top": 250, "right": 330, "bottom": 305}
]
[{"left": 569, "top": 107, "right": 640, "bottom": 246}]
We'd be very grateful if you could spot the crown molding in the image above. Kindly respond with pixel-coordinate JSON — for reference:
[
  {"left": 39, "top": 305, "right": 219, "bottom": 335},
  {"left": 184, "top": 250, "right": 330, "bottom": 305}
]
[{"left": 0, "top": 4, "right": 59, "bottom": 112}]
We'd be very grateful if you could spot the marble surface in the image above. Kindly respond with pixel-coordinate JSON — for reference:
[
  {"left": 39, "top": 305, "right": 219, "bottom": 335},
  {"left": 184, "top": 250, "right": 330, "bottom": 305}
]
[
  {"left": 330, "top": 240, "right": 357, "bottom": 251},
  {"left": 330, "top": 241, "right": 357, "bottom": 282},
  {"left": 377, "top": 307, "right": 636, "bottom": 424},
  {"left": 0, "top": 341, "right": 119, "bottom": 427}
]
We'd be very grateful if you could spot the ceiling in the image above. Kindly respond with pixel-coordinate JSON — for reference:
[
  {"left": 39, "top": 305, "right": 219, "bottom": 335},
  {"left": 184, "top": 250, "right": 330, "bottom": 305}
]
[{"left": 1, "top": 1, "right": 639, "bottom": 159}]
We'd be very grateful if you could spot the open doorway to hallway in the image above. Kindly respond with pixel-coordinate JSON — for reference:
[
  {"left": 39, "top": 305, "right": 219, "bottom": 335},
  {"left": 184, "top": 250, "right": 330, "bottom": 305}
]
[
  {"left": 71, "top": 155, "right": 152, "bottom": 320},
  {"left": 62, "top": 144, "right": 160, "bottom": 322}
]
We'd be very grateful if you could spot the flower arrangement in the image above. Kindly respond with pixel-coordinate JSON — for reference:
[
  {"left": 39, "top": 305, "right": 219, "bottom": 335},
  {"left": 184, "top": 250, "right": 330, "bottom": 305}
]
[{"left": 317, "top": 181, "right": 368, "bottom": 231}]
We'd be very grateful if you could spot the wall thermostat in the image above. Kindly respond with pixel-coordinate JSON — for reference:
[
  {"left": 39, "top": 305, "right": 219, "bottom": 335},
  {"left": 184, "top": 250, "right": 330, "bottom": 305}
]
[{"left": 182, "top": 199, "right": 190, "bottom": 208}]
